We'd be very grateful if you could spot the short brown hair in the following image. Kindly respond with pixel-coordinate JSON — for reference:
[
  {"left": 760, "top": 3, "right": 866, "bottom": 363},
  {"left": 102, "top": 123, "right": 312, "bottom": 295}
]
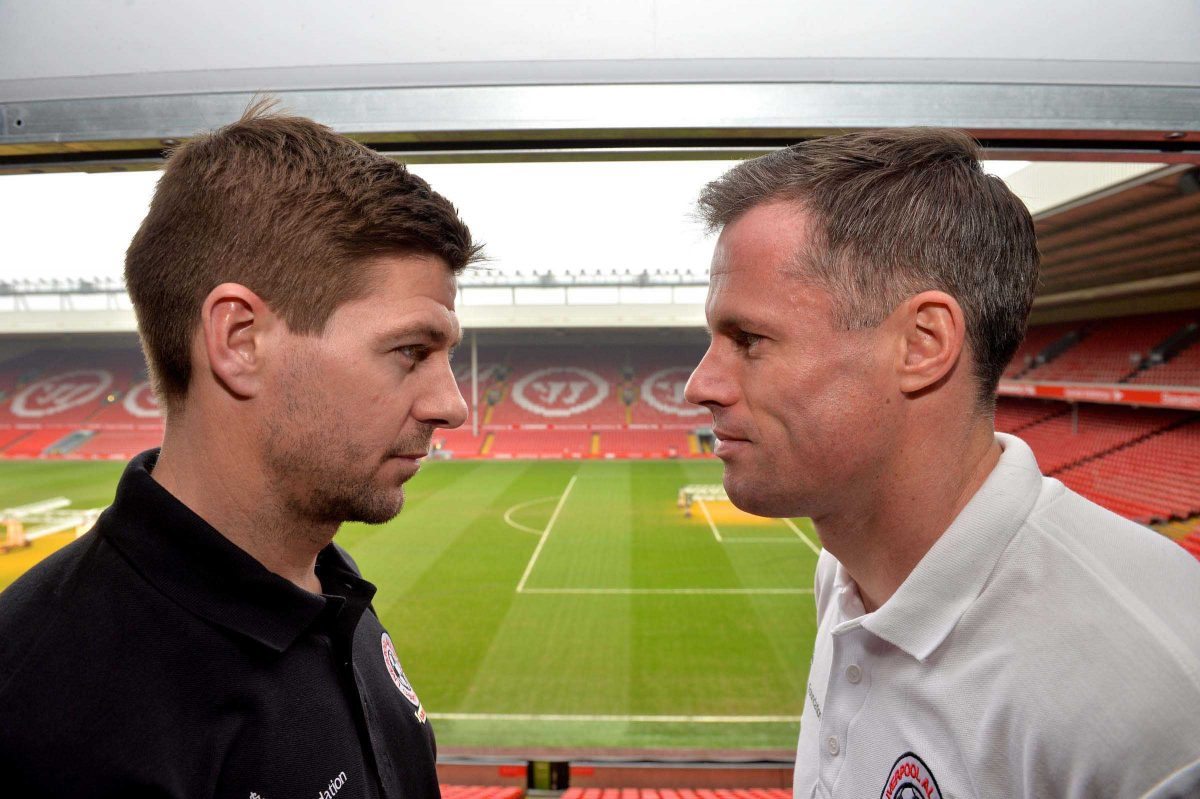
[
  {"left": 697, "top": 128, "right": 1039, "bottom": 408},
  {"left": 125, "top": 100, "right": 480, "bottom": 409}
]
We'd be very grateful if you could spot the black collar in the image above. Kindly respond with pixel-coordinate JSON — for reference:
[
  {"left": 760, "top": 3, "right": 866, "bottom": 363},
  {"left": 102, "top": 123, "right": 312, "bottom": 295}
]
[{"left": 99, "top": 449, "right": 377, "bottom": 653}]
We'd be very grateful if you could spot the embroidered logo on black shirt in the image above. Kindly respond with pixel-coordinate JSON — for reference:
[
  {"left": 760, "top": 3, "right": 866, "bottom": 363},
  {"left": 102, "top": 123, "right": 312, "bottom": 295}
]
[{"left": 381, "top": 632, "right": 427, "bottom": 723}]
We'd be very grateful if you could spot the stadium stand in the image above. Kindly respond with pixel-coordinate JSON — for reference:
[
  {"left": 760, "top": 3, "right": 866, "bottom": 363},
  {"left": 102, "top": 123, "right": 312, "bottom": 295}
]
[
  {"left": 596, "top": 429, "right": 693, "bottom": 458},
  {"left": 441, "top": 787, "right": 525, "bottom": 799},
  {"left": 3, "top": 323, "right": 1199, "bottom": 537},
  {"left": 561, "top": 789, "right": 790, "bottom": 799},
  {"left": 0, "top": 428, "right": 29, "bottom": 452},
  {"left": 3, "top": 428, "right": 80, "bottom": 458},
  {"left": 1002, "top": 321, "right": 1081, "bottom": 379},
  {"left": 1054, "top": 419, "right": 1200, "bottom": 523},
  {"left": 1021, "top": 311, "right": 1198, "bottom": 384},
  {"left": 1013, "top": 405, "right": 1186, "bottom": 474},
  {"left": 434, "top": 427, "right": 488, "bottom": 457},
  {"left": 1156, "top": 515, "right": 1200, "bottom": 540},
  {"left": 1177, "top": 532, "right": 1200, "bottom": 563},
  {"left": 992, "top": 398, "right": 1067, "bottom": 433},
  {"left": 487, "top": 354, "right": 626, "bottom": 426},
  {"left": 0, "top": 348, "right": 164, "bottom": 459},
  {"left": 488, "top": 429, "right": 595, "bottom": 458},
  {"left": 72, "top": 429, "right": 165, "bottom": 459},
  {"left": 1126, "top": 338, "right": 1200, "bottom": 387}
]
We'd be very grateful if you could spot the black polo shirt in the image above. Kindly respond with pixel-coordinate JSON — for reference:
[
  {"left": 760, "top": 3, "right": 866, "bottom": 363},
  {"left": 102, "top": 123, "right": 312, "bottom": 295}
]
[{"left": 0, "top": 450, "right": 439, "bottom": 798}]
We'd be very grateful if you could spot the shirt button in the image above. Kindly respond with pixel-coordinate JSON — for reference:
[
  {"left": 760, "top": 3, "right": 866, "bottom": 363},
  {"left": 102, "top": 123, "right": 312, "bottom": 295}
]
[
  {"left": 846, "top": 664, "right": 862, "bottom": 684},
  {"left": 827, "top": 736, "right": 839, "bottom": 756}
]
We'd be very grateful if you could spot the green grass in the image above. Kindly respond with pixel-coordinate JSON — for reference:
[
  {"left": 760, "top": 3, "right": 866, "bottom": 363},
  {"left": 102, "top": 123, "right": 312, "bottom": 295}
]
[{"left": 0, "top": 458, "right": 819, "bottom": 750}]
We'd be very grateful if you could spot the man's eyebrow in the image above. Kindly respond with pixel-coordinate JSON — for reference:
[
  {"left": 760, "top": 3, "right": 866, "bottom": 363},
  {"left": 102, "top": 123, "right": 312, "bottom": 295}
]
[
  {"left": 713, "top": 314, "right": 772, "bottom": 334},
  {"left": 384, "top": 324, "right": 458, "bottom": 347}
]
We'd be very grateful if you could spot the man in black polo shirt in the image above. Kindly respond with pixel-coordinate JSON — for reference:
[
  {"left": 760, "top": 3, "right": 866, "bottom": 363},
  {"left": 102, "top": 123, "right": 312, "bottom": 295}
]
[{"left": 0, "top": 102, "right": 479, "bottom": 797}]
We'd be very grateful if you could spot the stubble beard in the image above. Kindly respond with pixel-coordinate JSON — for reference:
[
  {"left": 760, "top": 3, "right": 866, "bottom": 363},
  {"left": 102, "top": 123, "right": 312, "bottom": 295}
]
[
  {"left": 268, "top": 426, "right": 434, "bottom": 527},
  {"left": 264, "top": 371, "right": 433, "bottom": 526}
]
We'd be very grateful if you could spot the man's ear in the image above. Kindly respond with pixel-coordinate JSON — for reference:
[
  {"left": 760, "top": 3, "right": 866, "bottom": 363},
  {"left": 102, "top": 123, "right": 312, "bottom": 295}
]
[
  {"left": 894, "top": 290, "right": 966, "bottom": 395},
  {"left": 199, "top": 283, "right": 278, "bottom": 399}
]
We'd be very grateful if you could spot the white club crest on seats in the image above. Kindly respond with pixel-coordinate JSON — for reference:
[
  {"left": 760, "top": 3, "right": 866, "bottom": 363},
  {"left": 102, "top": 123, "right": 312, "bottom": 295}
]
[
  {"left": 511, "top": 367, "right": 609, "bottom": 418},
  {"left": 10, "top": 369, "right": 114, "bottom": 418},
  {"left": 122, "top": 381, "right": 162, "bottom": 419},
  {"left": 641, "top": 367, "right": 707, "bottom": 417}
]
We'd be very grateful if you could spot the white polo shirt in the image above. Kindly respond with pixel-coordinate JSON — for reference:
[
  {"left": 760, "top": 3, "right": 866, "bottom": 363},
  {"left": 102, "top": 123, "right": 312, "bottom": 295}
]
[{"left": 795, "top": 433, "right": 1200, "bottom": 799}]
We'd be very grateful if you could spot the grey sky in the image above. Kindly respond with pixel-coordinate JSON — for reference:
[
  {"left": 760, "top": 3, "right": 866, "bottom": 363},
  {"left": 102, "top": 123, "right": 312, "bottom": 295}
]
[{"left": 1, "top": 159, "right": 1031, "bottom": 283}]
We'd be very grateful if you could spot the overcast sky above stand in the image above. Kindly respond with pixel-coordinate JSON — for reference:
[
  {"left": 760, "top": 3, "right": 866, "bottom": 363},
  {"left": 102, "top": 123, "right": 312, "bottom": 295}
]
[{"left": 0, "top": 159, "right": 1031, "bottom": 283}]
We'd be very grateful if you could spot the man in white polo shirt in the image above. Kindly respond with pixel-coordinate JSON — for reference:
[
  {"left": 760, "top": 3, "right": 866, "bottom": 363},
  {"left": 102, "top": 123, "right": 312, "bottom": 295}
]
[{"left": 684, "top": 128, "right": 1200, "bottom": 799}]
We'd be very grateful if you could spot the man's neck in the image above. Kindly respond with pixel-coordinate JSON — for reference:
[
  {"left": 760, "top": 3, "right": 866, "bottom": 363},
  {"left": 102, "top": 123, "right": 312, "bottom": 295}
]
[
  {"left": 815, "top": 421, "right": 1001, "bottom": 614},
  {"left": 151, "top": 414, "right": 332, "bottom": 595}
]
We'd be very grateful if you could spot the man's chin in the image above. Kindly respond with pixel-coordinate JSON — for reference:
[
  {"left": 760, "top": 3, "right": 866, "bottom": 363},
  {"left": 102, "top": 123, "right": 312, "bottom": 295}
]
[
  {"left": 330, "top": 488, "right": 406, "bottom": 526},
  {"left": 723, "top": 474, "right": 796, "bottom": 519}
]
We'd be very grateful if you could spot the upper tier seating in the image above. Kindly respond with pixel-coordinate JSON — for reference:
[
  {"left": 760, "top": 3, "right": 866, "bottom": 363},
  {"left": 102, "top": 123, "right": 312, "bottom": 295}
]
[
  {"left": 627, "top": 349, "right": 709, "bottom": 426},
  {"left": 0, "top": 349, "right": 160, "bottom": 429},
  {"left": 485, "top": 347, "right": 626, "bottom": 426},
  {"left": 1125, "top": 340, "right": 1200, "bottom": 387},
  {"left": 1002, "top": 321, "right": 1081, "bottom": 379},
  {"left": 1021, "top": 311, "right": 1197, "bottom": 384},
  {"left": 482, "top": 345, "right": 706, "bottom": 428}
]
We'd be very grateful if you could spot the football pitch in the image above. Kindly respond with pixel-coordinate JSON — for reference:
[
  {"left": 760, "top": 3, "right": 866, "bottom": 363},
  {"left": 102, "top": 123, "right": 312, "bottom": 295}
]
[{"left": 0, "top": 458, "right": 820, "bottom": 751}]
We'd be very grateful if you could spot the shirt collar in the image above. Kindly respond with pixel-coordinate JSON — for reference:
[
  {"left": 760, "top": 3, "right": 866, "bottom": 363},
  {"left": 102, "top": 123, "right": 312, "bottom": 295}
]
[
  {"left": 859, "top": 433, "right": 1044, "bottom": 661},
  {"left": 99, "top": 449, "right": 377, "bottom": 653}
]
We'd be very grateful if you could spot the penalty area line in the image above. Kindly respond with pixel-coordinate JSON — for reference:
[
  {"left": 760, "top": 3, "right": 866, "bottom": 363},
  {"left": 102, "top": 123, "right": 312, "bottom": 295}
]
[
  {"left": 782, "top": 517, "right": 822, "bottom": 555},
  {"left": 428, "top": 712, "right": 801, "bottom": 724},
  {"left": 515, "top": 475, "right": 577, "bottom": 593},
  {"left": 697, "top": 498, "right": 723, "bottom": 542}
]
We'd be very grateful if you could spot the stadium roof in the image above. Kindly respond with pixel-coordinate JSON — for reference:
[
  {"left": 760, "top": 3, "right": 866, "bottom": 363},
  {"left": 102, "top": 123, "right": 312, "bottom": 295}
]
[
  {"left": 2, "top": 1, "right": 1197, "bottom": 333},
  {"left": 1, "top": 160, "right": 1194, "bottom": 334}
]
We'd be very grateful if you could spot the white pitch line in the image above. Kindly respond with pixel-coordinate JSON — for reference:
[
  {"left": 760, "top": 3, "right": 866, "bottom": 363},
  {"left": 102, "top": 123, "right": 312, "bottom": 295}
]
[
  {"left": 428, "top": 712, "right": 800, "bottom": 724},
  {"left": 697, "top": 498, "right": 723, "bottom": 542},
  {"left": 515, "top": 475, "right": 577, "bottom": 593},
  {"left": 782, "top": 517, "right": 822, "bottom": 555},
  {"left": 502, "top": 496, "right": 557, "bottom": 536},
  {"left": 520, "top": 587, "right": 814, "bottom": 595},
  {"left": 724, "top": 537, "right": 801, "bottom": 544}
]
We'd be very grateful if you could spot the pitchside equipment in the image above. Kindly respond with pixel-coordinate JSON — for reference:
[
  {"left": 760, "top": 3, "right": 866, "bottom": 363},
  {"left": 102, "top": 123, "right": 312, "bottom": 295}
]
[
  {"left": 677, "top": 484, "right": 727, "bottom": 517},
  {"left": 0, "top": 497, "right": 102, "bottom": 553}
]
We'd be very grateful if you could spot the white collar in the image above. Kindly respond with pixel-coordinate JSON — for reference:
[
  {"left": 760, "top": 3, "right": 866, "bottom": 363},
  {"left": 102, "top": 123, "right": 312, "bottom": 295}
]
[{"left": 836, "top": 433, "right": 1045, "bottom": 661}]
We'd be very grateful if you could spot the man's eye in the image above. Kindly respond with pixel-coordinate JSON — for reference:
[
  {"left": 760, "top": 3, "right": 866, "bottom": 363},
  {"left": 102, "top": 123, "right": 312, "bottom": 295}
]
[
  {"left": 734, "top": 331, "right": 763, "bottom": 350},
  {"left": 396, "top": 345, "right": 427, "bottom": 362}
]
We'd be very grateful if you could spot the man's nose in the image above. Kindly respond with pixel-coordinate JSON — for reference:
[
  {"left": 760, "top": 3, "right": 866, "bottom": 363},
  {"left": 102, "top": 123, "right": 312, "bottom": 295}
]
[
  {"left": 419, "top": 361, "right": 469, "bottom": 429},
  {"left": 684, "top": 347, "right": 735, "bottom": 410}
]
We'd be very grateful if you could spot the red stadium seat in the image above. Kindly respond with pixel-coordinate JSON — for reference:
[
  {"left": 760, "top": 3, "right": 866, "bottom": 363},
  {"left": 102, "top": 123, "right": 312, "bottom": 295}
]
[
  {"left": 440, "top": 787, "right": 526, "bottom": 799},
  {"left": 1019, "top": 311, "right": 1198, "bottom": 385}
]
